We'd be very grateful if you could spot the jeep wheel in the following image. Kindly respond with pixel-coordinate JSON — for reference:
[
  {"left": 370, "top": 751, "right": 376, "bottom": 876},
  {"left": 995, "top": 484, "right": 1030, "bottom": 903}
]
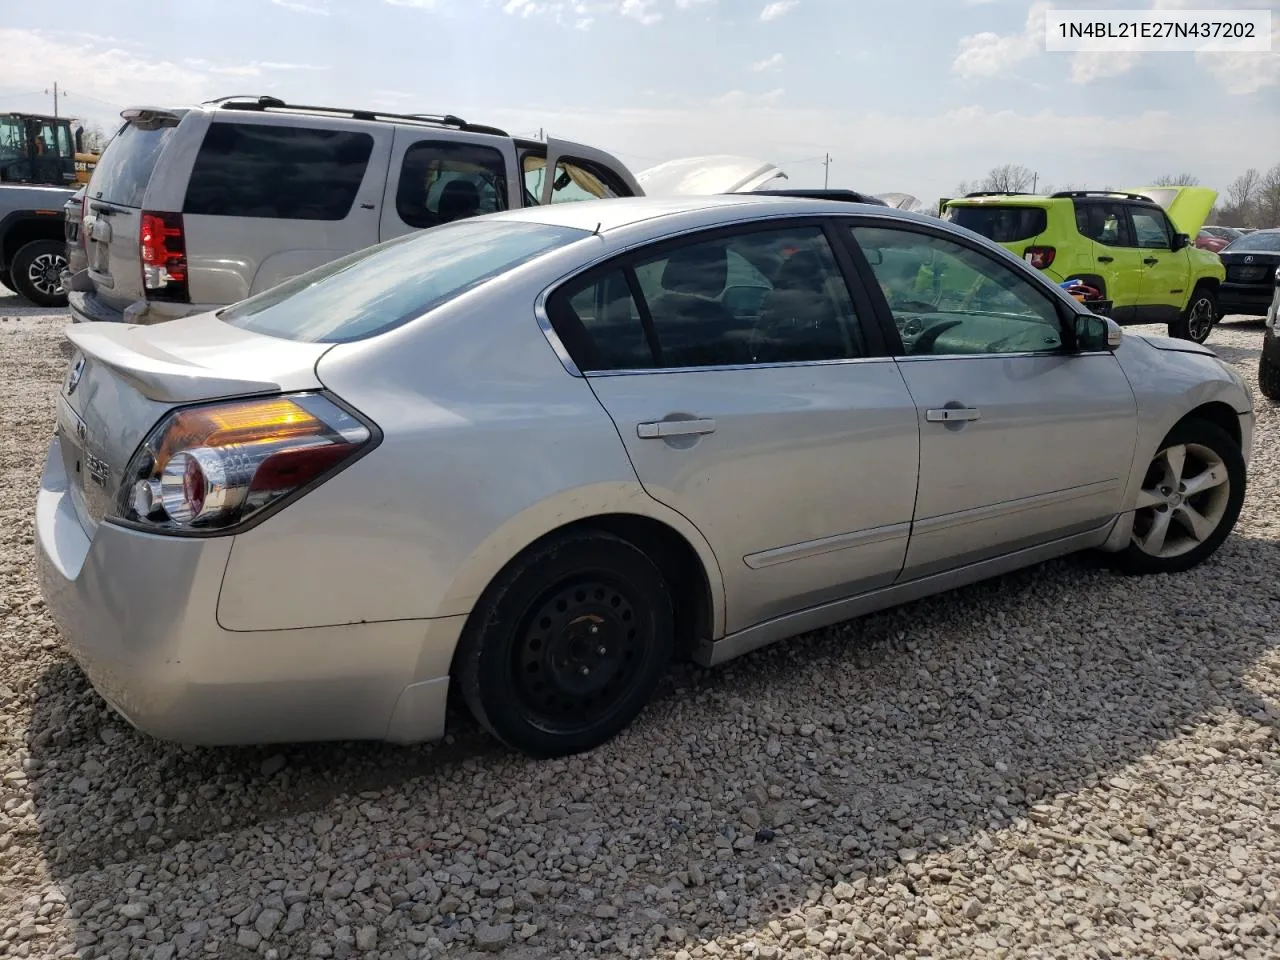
[
  {"left": 1260, "top": 347, "right": 1280, "bottom": 402},
  {"left": 1169, "top": 287, "right": 1218, "bottom": 344},
  {"left": 10, "top": 240, "right": 69, "bottom": 308}
]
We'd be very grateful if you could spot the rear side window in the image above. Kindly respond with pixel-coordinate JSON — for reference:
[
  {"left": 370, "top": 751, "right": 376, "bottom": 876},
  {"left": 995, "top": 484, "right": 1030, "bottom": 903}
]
[
  {"left": 396, "top": 141, "right": 508, "bottom": 228},
  {"left": 946, "top": 205, "right": 1048, "bottom": 243},
  {"left": 88, "top": 121, "right": 177, "bottom": 208},
  {"left": 183, "top": 122, "right": 374, "bottom": 220},
  {"left": 218, "top": 219, "right": 589, "bottom": 343}
]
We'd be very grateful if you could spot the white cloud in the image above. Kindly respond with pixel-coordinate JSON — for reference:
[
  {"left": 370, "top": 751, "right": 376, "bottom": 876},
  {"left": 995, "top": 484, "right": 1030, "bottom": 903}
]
[
  {"left": 952, "top": 0, "right": 1049, "bottom": 78},
  {"left": 620, "top": 0, "right": 662, "bottom": 24},
  {"left": 759, "top": 0, "right": 798, "bottom": 22},
  {"left": 752, "top": 52, "right": 784, "bottom": 71}
]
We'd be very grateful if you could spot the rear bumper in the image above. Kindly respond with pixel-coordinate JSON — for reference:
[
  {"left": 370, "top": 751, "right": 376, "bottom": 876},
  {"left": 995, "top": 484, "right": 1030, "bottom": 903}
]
[
  {"left": 1218, "top": 284, "right": 1273, "bottom": 317},
  {"left": 34, "top": 437, "right": 462, "bottom": 746},
  {"left": 68, "top": 290, "right": 219, "bottom": 325}
]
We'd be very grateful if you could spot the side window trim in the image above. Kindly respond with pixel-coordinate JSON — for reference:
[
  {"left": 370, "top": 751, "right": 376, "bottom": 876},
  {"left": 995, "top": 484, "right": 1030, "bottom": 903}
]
[
  {"left": 542, "top": 215, "right": 890, "bottom": 375},
  {"left": 831, "top": 214, "right": 1078, "bottom": 359}
]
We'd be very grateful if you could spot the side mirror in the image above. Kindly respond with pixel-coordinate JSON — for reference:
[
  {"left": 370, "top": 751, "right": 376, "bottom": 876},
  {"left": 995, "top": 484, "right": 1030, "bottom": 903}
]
[
  {"left": 1075, "top": 313, "right": 1122, "bottom": 351},
  {"left": 1171, "top": 232, "right": 1190, "bottom": 252}
]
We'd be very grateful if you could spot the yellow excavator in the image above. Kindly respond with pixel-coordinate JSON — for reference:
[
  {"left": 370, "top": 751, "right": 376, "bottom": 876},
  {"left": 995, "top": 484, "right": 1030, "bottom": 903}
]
[{"left": 0, "top": 111, "right": 100, "bottom": 186}]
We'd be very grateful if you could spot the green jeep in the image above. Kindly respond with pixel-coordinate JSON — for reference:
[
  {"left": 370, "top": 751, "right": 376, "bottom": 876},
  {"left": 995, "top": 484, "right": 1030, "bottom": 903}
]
[{"left": 941, "top": 187, "right": 1225, "bottom": 343}]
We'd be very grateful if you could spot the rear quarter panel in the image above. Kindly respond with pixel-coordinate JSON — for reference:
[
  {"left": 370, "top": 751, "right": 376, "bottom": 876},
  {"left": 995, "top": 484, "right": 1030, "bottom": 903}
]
[{"left": 214, "top": 240, "right": 726, "bottom": 635}]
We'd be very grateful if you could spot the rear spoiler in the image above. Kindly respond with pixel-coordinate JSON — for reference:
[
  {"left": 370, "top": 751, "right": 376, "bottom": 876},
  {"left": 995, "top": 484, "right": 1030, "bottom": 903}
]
[
  {"left": 119, "top": 107, "right": 185, "bottom": 130},
  {"left": 735, "top": 189, "right": 888, "bottom": 206}
]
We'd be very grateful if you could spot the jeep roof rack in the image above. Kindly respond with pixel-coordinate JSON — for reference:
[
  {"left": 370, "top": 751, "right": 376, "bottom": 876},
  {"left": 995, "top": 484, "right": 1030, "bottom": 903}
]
[
  {"left": 201, "top": 95, "right": 509, "bottom": 137},
  {"left": 743, "top": 188, "right": 888, "bottom": 206},
  {"left": 962, "top": 191, "right": 1039, "bottom": 198},
  {"left": 1049, "top": 190, "right": 1154, "bottom": 202}
]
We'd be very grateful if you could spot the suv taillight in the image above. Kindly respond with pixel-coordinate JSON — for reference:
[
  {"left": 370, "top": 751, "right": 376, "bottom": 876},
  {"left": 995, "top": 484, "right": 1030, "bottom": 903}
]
[
  {"left": 1024, "top": 246, "right": 1056, "bottom": 270},
  {"left": 140, "top": 211, "right": 189, "bottom": 302}
]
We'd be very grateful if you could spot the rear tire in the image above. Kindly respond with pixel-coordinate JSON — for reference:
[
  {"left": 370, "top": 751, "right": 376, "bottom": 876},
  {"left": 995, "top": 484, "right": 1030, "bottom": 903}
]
[
  {"left": 1106, "top": 418, "right": 1244, "bottom": 576},
  {"left": 455, "top": 530, "right": 674, "bottom": 758},
  {"left": 1169, "top": 286, "right": 1218, "bottom": 344},
  {"left": 10, "top": 240, "right": 69, "bottom": 308}
]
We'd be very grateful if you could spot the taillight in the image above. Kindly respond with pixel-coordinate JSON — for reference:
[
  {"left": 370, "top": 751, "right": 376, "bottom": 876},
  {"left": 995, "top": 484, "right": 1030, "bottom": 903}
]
[
  {"left": 139, "top": 211, "right": 189, "bottom": 302},
  {"left": 116, "top": 393, "right": 376, "bottom": 534},
  {"left": 1024, "top": 246, "right": 1056, "bottom": 270}
]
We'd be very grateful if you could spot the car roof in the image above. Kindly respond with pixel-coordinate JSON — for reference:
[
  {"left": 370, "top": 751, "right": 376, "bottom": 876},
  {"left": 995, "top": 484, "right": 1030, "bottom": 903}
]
[{"left": 483, "top": 194, "right": 925, "bottom": 235}]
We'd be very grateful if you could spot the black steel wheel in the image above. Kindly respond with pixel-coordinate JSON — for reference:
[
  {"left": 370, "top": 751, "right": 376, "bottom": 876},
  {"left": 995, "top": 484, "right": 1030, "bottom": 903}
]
[{"left": 456, "top": 530, "right": 674, "bottom": 758}]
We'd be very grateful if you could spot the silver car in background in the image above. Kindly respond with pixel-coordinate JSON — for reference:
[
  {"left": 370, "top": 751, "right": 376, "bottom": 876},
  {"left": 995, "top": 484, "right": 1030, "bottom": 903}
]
[{"left": 36, "top": 195, "right": 1254, "bottom": 759}]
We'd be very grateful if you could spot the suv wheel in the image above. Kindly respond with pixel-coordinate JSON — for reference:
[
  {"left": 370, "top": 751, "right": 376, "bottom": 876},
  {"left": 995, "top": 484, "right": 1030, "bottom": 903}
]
[
  {"left": 1260, "top": 332, "right": 1280, "bottom": 401},
  {"left": 10, "top": 240, "right": 69, "bottom": 308},
  {"left": 1170, "top": 286, "right": 1218, "bottom": 344}
]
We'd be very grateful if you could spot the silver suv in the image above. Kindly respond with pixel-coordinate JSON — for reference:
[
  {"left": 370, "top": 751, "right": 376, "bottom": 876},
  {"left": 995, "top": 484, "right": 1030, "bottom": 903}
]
[{"left": 66, "top": 95, "right": 644, "bottom": 325}]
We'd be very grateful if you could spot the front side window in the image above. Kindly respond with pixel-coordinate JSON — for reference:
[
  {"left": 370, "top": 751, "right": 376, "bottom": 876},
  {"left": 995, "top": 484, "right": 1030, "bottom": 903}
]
[
  {"left": 1130, "top": 208, "right": 1172, "bottom": 249},
  {"left": 219, "top": 219, "right": 588, "bottom": 343},
  {"left": 184, "top": 122, "right": 373, "bottom": 220},
  {"left": 396, "top": 141, "right": 508, "bottom": 228},
  {"left": 849, "top": 224, "right": 1065, "bottom": 356},
  {"left": 548, "top": 225, "right": 866, "bottom": 371}
]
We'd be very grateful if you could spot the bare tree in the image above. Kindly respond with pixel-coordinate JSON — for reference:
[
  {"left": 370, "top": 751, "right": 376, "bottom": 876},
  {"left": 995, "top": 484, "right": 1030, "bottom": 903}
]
[
  {"left": 1152, "top": 173, "right": 1200, "bottom": 186},
  {"left": 1225, "top": 168, "right": 1263, "bottom": 225},
  {"left": 954, "top": 179, "right": 980, "bottom": 196},
  {"left": 1258, "top": 163, "right": 1280, "bottom": 227},
  {"left": 981, "top": 164, "right": 1036, "bottom": 193}
]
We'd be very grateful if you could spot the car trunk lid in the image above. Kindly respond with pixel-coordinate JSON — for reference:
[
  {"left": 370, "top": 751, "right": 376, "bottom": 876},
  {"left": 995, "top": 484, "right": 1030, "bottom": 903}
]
[
  {"left": 82, "top": 109, "right": 186, "bottom": 313},
  {"left": 55, "top": 312, "right": 331, "bottom": 536}
]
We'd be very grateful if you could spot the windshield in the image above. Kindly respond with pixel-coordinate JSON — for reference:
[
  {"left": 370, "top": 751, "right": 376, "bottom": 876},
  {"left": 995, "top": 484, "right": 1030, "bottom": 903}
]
[
  {"left": 1223, "top": 232, "right": 1280, "bottom": 253},
  {"left": 218, "top": 219, "right": 591, "bottom": 343},
  {"left": 89, "top": 121, "right": 177, "bottom": 207},
  {"left": 943, "top": 205, "right": 1047, "bottom": 243}
]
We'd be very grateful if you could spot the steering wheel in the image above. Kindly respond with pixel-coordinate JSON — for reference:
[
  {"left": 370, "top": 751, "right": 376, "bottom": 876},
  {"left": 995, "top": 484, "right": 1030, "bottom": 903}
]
[{"left": 908, "top": 319, "right": 963, "bottom": 354}]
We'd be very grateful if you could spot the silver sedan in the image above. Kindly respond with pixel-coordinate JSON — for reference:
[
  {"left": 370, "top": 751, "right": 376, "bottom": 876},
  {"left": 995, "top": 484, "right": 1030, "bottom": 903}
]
[{"left": 35, "top": 195, "right": 1255, "bottom": 758}]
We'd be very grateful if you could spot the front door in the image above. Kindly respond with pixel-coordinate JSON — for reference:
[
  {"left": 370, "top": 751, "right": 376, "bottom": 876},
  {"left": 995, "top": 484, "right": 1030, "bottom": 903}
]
[
  {"left": 842, "top": 221, "right": 1139, "bottom": 580},
  {"left": 543, "top": 220, "right": 921, "bottom": 635},
  {"left": 1128, "top": 204, "right": 1191, "bottom": 325}
]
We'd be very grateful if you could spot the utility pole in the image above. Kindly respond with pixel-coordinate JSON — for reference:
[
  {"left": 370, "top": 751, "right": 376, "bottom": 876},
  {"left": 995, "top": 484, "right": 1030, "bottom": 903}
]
[
  {"left": 1031, "top": 171, "right": 1038, "bottom": 193},
  {"left": 45, "top": 82, "right": 60, "bottom": 117},
  {"left": 823, "top": 152, "right": 831, "bottom": 189}
]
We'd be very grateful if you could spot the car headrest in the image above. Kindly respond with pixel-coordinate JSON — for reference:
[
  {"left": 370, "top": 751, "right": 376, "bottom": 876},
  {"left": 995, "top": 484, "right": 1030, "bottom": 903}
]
[
  {"left": 661, "top": 243, "right": 728, "bottom": 296},
  {"left": 438, "top": 179, "right": 481, "bottom": 221}
]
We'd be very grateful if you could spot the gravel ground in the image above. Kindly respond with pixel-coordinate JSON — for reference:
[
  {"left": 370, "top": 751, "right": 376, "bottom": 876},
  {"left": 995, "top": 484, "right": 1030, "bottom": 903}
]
[{"left": 1, "top": 286, "right": 1277, "bottom": 960}]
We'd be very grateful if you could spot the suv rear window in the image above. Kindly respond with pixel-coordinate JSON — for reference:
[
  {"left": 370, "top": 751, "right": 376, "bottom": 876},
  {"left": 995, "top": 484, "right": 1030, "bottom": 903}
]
[
  {"left": 184, "top": 122, "right": 374, "bottom": 221},
  {"left": 945, "top": 205, "right": 1048, "bottom": 243},
  {"left": 218, "top": 219, "right": 589, "bottom": 343},
  {"left": 88, "top": 121, "right": 177, "bottom": 208}
]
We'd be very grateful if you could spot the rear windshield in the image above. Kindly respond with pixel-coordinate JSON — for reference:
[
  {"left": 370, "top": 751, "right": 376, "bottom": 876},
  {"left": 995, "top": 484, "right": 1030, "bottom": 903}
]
[
  {"left": 88, "top": 121, "right": 177, "bottom": 208},
  {"left": 218, "top": 219, "right": 590, "bottom": 343},
  {"left": 1223, "top": 232, "right": 1280, "bottom": 253},
  {"left": 944, "top": 205, "right": 1047, "bottom": 243}
]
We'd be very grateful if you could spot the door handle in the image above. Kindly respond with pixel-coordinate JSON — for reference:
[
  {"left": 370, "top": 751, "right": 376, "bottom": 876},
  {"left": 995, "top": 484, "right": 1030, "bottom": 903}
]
[
  {"left": 1143, "top": 257, "right": 1159, "bottom": 265},
  {"left": 637, "top": 418, "right": 717, "bottom": 439},
  {"left": 925, "top": 407, "right": 981, "bottom": 423},
  {"left": 1097, "top": 256, "right": 1114, "bottom": 263}
]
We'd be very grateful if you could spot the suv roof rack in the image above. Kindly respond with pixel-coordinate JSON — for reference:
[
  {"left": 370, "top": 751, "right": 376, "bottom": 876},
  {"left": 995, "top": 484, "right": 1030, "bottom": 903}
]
[
  {"left": 201, "top": 95, "right": 509, "bottom": 137},
  {"left": 962, "top": 191, "right": 1039, "bottom": 198},
  {"left": 743, "top": 188, "right": 888, "bottom": 206},
  {"left": 1050, "top": 190, "right": 1154, "bottom": 202}
]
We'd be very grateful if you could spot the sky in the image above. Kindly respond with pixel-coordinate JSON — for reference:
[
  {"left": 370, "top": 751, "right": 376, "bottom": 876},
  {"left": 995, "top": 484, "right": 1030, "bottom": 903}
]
[{"left": 1, "top": 0, "right": 1277, "bottom": 206}]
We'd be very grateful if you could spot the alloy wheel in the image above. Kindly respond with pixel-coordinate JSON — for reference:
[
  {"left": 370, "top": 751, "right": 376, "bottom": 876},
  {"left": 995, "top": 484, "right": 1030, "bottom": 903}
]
[
  {"left": 1186, "top": 297, "right": 1214, "bottom": 342},
  {"left": 26, "top": 252, "right": 67, "bottom": 298},
  {"left": 1131, "top": 442, "right": 1231, "bottom": 559}
]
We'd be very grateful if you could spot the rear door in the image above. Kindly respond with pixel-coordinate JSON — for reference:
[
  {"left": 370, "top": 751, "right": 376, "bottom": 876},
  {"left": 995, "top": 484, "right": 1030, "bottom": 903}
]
[
  {"left": 1072, "top": 199, "right": 1145, "bottom": 321},
  {"left": 81, "top": 114, "right": 183, "bottom": 312},
  {"left": 543, "top": 219, "right": 921, "bottom": 636},
  {"left": 378, "top": 129, "right": 516, "bottom": 240},
  {"left": 179, "top": 115, "right": 391, "bottom": 304}
]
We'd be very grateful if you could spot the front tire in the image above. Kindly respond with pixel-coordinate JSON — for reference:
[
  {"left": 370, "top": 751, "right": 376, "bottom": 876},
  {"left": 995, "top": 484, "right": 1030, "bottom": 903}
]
[
  {"left": 1109, "top": 418, "right": 1244, "bottom": 575},
  {"left": 455, "top": 530, "right": 675, "bottom": 758},
  {"left": 10, "top": 240, "right": 69, "bottom": 308},
  {"left": 1260, "top": 337, "right": 1280, "bottom": 401},
  {"left": 1169, "top": 286, "right": 1218, "bottom": 344}
]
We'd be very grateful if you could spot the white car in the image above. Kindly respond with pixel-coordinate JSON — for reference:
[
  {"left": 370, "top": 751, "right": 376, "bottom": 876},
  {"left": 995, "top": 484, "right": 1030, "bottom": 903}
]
[{"left": 37, "top": 194, "right": 1254, "bottom": 759}]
